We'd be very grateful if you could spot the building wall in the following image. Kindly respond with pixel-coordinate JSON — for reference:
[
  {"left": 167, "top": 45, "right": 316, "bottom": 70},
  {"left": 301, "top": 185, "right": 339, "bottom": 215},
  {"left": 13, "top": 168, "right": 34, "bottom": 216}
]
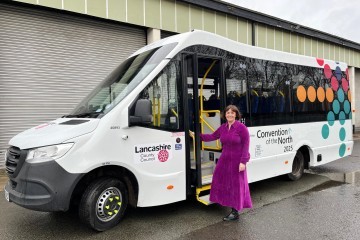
[
  {"left": 0, "top": 2, "right": 146, "bottom": 167},
  {"left": 14, "top": 0, "right": 360, "bottom": 68}
]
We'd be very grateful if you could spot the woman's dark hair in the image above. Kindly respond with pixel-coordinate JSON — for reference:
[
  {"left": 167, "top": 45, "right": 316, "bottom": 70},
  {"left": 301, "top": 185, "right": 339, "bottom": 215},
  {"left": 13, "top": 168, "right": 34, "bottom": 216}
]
[{"left": 224, "top": 105, "right": 241, "bottom": 120}]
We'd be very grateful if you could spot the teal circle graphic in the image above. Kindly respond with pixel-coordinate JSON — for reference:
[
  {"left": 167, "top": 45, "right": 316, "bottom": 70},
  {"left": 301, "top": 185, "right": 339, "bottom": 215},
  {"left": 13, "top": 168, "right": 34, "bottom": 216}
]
[
  {"left": 344, "top": 100, "right": 351, "bottom": 114},
  {"left": 332, "top": 100, "right": 340, "bottom": 114},
  {"left": 322, "top": 124, "right": 329, "bottom": 139},
  {"left": 337, "top": 88, "right": 345, "bottom": 103},
  {"left": 339, "top": 111, "right": 346, "bottom": 125},
  {"left": 339, "top": 127, "right": 346, "bottom": 141},
  {"left": 339, "top": 143, "right": 346, "bottom": 157},
  {"left": 327, "top": 111, "right": 335, "bottom": 126},
  {"left": 349, "top": 112, "right": 352, "bottom": 119}
]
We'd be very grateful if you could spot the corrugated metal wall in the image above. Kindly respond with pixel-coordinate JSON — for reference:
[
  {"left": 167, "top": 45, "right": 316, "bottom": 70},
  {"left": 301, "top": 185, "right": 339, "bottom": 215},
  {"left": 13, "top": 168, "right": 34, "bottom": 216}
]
[{"left": 0, "top": 3, "right": 146, "bottom": 168}]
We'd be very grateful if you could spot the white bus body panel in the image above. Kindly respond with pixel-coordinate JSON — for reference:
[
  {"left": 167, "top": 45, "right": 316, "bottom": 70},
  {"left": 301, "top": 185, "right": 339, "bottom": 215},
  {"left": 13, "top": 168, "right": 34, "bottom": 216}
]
[{"left": 247, "top": 120, "right": 353, "bottom": 183}]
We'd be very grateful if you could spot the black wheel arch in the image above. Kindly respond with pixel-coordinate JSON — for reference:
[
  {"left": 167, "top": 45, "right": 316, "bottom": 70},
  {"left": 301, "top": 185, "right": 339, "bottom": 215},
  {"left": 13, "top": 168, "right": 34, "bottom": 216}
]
[
  {"left": 297, "top": 145, "right": 311, "bottom": 170},
  {"left": 70, "top": 165, "right": 139, "bottom": 209}
]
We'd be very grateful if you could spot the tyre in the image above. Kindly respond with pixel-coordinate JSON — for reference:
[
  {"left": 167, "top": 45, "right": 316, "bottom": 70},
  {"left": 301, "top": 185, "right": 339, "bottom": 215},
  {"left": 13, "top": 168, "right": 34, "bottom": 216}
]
[
  {"left": 287, "top": 150, "right": 305, "bottom": 181},
  {"left": 79, "top": 177, "right": 128, "bottom": 231}
]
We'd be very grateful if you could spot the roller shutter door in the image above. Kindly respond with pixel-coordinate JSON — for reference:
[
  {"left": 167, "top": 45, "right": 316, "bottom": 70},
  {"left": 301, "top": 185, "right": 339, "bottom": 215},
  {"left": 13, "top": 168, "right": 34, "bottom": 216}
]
[{"left": 0, "top": 3, "right": 146, "bottom": 168}]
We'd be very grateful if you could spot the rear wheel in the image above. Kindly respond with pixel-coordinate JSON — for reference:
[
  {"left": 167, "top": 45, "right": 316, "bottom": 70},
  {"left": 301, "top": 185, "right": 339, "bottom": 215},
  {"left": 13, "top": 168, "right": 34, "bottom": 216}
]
[
  {"left": 287, "top": 150, "right": 305, "bottom": 181},
  {"left": 79, "top": 177, "right": 128, "bottom": 231}
]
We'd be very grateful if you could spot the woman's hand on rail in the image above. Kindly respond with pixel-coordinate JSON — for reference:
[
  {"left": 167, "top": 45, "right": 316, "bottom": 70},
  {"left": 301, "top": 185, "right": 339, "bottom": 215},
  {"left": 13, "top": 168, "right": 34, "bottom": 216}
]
[{"left": 189, "top": 131, "right": 194, "bottom": 138}]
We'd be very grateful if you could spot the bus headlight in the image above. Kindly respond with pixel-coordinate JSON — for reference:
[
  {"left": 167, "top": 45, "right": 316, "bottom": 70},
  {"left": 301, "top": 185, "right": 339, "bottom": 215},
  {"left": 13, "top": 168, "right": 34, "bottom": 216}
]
[{"left": 26, "top": 143, "right": 74, "bottom": 163}]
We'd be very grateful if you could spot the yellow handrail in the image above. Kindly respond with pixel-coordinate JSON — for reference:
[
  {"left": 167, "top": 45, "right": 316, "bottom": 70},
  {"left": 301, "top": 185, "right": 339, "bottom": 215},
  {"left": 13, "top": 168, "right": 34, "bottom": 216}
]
[
  {"left": 171, "top": 108, "right": 178, "bottom": 118},
  {"left": 200, "top": 111, "right": 221, "bottom": 150},
  {"left": 199, "top": 60, "right": 217, "bottom": 113},
  {"left": 198, "top": 60, "right": 221, "bottom": 151}
]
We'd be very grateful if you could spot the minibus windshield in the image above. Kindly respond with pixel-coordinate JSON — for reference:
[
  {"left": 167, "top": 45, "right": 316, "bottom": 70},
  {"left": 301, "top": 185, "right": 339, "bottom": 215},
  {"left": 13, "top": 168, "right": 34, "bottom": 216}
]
[{"left": 65, "top": 43, "right": 177, "bottom": 118}]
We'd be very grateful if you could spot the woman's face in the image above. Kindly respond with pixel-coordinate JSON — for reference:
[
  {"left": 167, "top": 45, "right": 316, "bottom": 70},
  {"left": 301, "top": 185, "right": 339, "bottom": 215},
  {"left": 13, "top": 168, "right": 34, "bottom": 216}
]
[{"left": 225, "top": 109, "right": 236, "bottom": 123}]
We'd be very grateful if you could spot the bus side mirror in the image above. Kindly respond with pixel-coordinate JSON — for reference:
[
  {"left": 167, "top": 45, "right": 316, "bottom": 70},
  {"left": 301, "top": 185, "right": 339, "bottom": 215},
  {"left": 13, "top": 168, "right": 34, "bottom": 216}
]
[{"left": 130, "top": 99, "right": 152, "bottom": 124}]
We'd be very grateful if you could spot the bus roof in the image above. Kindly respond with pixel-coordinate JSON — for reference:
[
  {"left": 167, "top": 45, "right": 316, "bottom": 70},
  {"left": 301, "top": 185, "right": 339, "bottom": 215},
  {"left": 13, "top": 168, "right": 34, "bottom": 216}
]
[{"left": 132, "top": 30, "right": 347, "bottom": 70}]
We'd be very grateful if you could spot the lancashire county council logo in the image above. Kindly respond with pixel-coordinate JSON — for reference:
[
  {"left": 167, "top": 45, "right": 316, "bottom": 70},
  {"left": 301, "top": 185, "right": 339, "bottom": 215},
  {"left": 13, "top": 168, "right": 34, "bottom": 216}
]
[{"left": 158, "top": 149, "right": 169, "bottom": 162}]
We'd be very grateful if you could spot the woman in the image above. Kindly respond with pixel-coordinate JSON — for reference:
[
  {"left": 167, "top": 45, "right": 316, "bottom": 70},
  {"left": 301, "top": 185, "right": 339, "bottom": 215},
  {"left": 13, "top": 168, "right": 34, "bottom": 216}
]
[{"left": 192, "top": 105, "right": 252, "bottom": 221}]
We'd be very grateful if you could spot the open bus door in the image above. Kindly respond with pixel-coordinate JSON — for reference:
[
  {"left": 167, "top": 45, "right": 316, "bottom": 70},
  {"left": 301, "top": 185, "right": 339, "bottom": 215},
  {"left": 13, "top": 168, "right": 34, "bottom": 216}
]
[{"left": 183, "top": 54, "right": 224, "bottom": 205}]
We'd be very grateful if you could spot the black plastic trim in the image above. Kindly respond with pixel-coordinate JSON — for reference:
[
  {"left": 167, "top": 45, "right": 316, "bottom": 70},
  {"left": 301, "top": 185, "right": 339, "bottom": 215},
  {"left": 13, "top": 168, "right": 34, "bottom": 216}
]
[
  {"left": 5, "top": 159, "right": 84, "bottom": 212},
  {"left": 59, "top": 120, "right": 90, "bottom": 125}
]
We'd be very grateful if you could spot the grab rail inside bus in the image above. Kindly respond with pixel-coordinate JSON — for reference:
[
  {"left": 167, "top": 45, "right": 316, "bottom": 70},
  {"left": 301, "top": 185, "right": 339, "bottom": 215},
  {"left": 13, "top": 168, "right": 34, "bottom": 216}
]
[{"left": 199, "top": 60, "right": 221, "bottom": 151}]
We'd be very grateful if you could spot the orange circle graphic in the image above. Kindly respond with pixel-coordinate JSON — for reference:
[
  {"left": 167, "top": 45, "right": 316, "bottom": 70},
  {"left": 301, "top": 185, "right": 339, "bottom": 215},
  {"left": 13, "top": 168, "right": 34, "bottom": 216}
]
[
  {"left": 307, "top": 86, "right": 316, "bottom": 102},
  {"left": 297, "top": 85, "right": 306, "bottom": 102},
  {"left": 317, "top": 87, "right": 325, "bottom": 102},
  {"left": 348, "top": 90, "right": 351, "bottom": 102},
  {"left": 326, "top": 88, "right": 334, "bottom": 102}
]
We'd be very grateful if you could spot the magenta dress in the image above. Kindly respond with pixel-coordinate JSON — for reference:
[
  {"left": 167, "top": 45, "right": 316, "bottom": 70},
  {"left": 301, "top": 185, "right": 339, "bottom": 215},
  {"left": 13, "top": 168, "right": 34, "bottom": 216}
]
[{"left": 200, "top": 120, "right": 252, "bottom": 211}]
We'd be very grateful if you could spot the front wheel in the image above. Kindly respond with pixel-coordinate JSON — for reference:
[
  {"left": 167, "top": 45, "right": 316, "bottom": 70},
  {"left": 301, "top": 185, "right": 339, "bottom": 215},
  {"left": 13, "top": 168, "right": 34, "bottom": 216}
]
[
  {"left": 79, "top": 177, "right": 128, "bottom": 231},
  {"left": 287, "top": 151, "right": 305, "bottom": 181}
]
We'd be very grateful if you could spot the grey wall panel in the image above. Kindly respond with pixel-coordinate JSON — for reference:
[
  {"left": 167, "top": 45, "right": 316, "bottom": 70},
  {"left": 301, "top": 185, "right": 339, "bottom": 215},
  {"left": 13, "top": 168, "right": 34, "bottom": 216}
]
[{"left": 0, "top": 3, "right": 146, "bottom": 168}]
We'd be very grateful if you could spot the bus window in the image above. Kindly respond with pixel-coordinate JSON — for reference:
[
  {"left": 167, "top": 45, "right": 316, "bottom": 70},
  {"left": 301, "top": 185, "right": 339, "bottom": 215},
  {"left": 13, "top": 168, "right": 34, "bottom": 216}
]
[
  {"left": 130, "top": 60, "right": 182, "bottom": 130},
  {"left": 225, "top": 59, "right": 249, "bottom": 124}
]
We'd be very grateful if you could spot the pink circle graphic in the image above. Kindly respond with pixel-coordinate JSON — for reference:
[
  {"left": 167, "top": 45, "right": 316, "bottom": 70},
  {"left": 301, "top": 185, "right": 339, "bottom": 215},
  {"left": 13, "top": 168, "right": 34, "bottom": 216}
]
[
  {"left": 158, "top": 150, "right": 169, "bottom": 162},
  {"left": 331, "top": 76, "right": 339, "bottom": 91},
  {"left": 316, "top": 58, "right": 324, "bottom": 66},
  {"left": 342, "top": 79, "right": 349, "bottom": 92},
  {"left": 346, "top": 68, "right": 349, "bottom": 80},
  {"left": 324, "top": 64, "right": 332, "bottom": 79}
]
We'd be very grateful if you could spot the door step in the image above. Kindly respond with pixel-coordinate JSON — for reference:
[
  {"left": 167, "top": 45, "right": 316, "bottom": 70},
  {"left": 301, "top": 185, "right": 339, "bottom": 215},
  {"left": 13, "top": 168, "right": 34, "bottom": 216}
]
[
  {"left": 202, "top": 174, "right": 213, "bottom": 185},
  {"left": 196, "top": 184, "right": 213, "bottom": 205}
]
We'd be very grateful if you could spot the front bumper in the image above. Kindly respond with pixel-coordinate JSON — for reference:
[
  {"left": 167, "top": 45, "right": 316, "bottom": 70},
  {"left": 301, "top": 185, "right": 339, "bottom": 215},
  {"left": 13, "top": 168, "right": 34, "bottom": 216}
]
[{"left": 5, "top": 153, "right": 83, "bottom": 212}]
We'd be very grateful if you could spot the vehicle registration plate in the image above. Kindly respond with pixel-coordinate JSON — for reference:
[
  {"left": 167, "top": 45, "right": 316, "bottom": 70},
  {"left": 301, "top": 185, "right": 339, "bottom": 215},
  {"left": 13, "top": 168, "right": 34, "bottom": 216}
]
[{"left": 4, "top": 188, "right": 9, "bottom": 202}]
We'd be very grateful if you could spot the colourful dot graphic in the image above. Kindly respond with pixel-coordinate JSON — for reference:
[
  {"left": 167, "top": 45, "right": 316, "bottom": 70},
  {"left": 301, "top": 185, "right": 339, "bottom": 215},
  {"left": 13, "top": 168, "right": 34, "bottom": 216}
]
[
  {"left": 324, "top": 64, "right": 332, "bottom": 79},
  {"left": 331, "top": 76, "right": 339, "bottom": 91},
  {"left": 317, "top": 87, "right": 325, "bottom": 102},
  {"left": 339, "top": 143, "right": 346, "bottom": 157},
  {"left": 339, "top": 111, "right": 346, "bottom": 125},
  {"left": 347, "top": 90, "right": 351, "bottom": 102},
  {"left": 297, "top": 85, "right": 306, "bottom": 102},
  {"left": 339, "top": 127, "right": 346, "bottom": 141},
  {"left": 337, "top": 88, "right": 345, "bottom": 103},
  {"left": 335, "top": 66, "right": 342, "bottom": 81},
  {"left": 322, "top": 124, "right": 329, "bottom": 139},
  {"left": 342, "top": 78, "right": 349, "bottom": 92},
  {"left": 307, "top": 86, "right": 316, "bottom": 102},
  {"left": 344, "top": 100, "right": 351, "bottom": 114},
  {"left": 327, "top": 111, "right": 335, "bottom": 126},
  {"left": 332, "top": 100, "right": 340, "bottom": 114},
  {"left": 326, "top": 88, "right": 334, "bottom": 102}
]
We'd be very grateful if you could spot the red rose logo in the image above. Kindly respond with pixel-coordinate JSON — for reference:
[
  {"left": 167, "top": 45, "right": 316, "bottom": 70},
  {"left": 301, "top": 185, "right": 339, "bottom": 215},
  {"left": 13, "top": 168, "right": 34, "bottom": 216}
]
[{"left": 158, "top": 150, "right": 169, "bottom": 162}]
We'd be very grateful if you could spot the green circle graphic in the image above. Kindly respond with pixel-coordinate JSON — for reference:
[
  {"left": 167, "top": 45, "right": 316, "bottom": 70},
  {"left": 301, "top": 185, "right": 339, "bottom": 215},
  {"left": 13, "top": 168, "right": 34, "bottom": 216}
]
[
  {"left": 337, "top": 88, "right": 345, "bottom": 103},
  {"left": 339, "top": 111, "right": 346, "bottom": 125},
  {"left": 327, "top": 111, "right": 335, "bottom": 126},
  {"left": 322, "top": 124, "right": 329, "bottom": 139},
  {"left": 339, "top": 143, "right": 346, "bottom": 157},
  {"left": 344, "top": 100, "right": 351, "bottom": 114},
  {"left": 333, "top": 100, "right": 340, "bottom": 114},
  {"left": 339, "top": 127, "right": 346, "bottom": 141}
]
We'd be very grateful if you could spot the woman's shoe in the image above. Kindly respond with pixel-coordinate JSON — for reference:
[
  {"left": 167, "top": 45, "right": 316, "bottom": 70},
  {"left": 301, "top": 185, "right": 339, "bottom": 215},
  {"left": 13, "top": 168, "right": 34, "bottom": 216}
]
[{"left": 223, "top": 209, "right": 239, "bottom": 221}]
